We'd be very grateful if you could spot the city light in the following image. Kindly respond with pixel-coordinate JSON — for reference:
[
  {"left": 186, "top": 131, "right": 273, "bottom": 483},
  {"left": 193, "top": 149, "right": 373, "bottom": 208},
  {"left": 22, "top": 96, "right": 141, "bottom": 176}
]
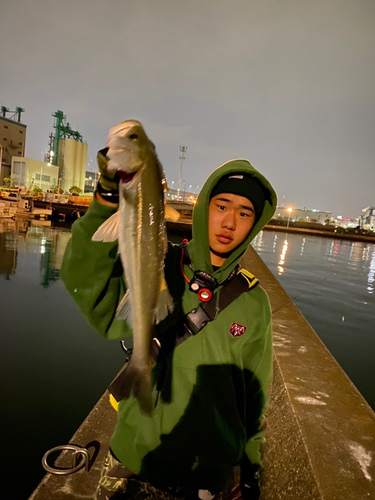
[{"left": 287, "top": 207, "right": 293, "bottom": 230}]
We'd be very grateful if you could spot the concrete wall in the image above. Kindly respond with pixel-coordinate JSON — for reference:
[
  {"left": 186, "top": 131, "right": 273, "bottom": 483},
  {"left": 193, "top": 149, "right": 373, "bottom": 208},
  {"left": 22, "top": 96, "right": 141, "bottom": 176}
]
[{"left": 30, "top": 246, "right": 375, "bottom": 499}]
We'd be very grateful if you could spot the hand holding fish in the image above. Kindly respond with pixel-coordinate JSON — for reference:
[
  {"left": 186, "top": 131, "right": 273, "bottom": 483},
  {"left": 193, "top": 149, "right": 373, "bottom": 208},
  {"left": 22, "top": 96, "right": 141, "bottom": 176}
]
[
  {"left": 92, "top": 120, "right": 174, "bottom": 414},
  {"left": 97, "top": 148, "right": 120, "bottom": 192}
]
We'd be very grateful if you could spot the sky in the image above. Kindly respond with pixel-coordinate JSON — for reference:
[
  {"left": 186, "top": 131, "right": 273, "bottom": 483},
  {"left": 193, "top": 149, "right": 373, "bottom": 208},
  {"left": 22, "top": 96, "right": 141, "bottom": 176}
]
[{"left": 1, "top": 0, "right": 374, "bottom": 218}]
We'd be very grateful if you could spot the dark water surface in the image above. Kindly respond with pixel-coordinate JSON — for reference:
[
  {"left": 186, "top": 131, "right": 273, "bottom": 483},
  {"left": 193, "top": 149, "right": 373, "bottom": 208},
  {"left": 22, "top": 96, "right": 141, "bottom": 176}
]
[
  {"left": 1, "top": 220, "right": 374, "bottom": 498},
  {"left": 0, "top": 219, "right": 126, "bottom": 499},
  {"left": 252, "top": 230, "right": 375, "bottom": 411}
]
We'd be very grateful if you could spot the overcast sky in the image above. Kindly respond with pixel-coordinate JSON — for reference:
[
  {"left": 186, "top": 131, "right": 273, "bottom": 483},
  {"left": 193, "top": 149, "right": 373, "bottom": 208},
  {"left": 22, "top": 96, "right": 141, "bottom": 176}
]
[{"left": 1, "top": 0, "right": 374, "bottom": 218}]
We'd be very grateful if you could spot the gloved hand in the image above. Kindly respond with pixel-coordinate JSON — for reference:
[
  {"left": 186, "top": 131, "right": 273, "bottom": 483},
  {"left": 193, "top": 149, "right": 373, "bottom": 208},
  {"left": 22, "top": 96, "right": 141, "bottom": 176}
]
[{"left": 97, "top": 147, "right": 119, "bottom": 192}]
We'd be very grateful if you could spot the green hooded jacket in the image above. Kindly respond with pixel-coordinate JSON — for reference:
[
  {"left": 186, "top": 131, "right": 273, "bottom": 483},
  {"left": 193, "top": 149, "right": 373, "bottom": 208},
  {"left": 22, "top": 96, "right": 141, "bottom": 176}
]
[{"left": 61, "top": 158, "right": 277, "bottom": 492}]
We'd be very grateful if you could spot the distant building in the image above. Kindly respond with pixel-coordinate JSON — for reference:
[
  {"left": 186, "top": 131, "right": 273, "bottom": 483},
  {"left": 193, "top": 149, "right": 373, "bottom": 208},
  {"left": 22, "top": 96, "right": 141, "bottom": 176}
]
[
  {"left": 11, "top": 157, "right": 59, "bottom": 191},
  {"left": 273, "top": 207, "right": 332, "bottom": 224},
  {"left": 360, "top": 207, "right": 375, "bottom": 232},
  {"left": 84, "top": 170, "right": 98, "bottom": 193},
  {"left": 0, "top": 114, "right": 27, "bottom": 185},
  {"left": 165, "top": 188, "right": 197, "bottom": 203}
]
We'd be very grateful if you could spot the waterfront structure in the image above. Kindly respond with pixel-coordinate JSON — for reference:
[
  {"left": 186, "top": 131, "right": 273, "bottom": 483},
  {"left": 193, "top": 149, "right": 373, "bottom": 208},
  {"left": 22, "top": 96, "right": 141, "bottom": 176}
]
[
  {"left": 11, "top": 157, "right": 59, "bottom": 191},
  {"left": 360, "top": 206, "right": 375, "bottom": 232},
  {"left": 273, "top": 206, "right": 332, "bottom": 224},
  {"left": 165, "top": 187, "right": 197, "bottom": 203},
  {"left": 0, "top": 107, "right": 26, "bottom": 185}
]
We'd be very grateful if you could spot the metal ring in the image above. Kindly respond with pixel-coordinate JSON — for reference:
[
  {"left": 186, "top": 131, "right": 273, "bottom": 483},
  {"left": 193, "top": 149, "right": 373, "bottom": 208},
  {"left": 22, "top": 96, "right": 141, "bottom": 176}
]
[{"left": 42, "top": 444, "right": 90, "bottom": 475}]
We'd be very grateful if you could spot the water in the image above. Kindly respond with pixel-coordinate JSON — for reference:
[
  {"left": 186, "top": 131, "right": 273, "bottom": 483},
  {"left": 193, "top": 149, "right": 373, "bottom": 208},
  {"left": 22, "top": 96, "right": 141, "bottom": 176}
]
[
  {"left": 0, "top": 219, "right": 126, "bottom": 499},
  {"left": 252, "top": 230, "right": 375, "bottom": 411},
  {"left": 1, "top": 220, "right": 374, "bottom": 498}
]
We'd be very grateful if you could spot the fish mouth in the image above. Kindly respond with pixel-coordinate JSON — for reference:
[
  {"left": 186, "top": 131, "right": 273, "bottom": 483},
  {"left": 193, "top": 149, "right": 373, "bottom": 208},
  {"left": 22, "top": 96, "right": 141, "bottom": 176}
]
[{"left": 118, "top": 170, "right": 138, "bottom": 183}]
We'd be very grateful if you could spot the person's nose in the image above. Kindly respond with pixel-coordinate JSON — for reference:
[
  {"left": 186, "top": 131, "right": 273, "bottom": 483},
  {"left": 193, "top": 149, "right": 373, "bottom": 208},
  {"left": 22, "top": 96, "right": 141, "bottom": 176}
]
[{"left": 222, "top": 211, "right": 236, "bottom": 230}]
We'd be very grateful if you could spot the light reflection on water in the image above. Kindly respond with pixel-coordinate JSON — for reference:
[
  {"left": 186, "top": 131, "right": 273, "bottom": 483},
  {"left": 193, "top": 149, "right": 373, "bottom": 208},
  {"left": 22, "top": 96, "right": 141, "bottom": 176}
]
[
  {"left": 252, "top": 230, "right": 375, "bottom": 411},
  {"left": 0, "top": 218, "right": 125, "bottom": 499}
]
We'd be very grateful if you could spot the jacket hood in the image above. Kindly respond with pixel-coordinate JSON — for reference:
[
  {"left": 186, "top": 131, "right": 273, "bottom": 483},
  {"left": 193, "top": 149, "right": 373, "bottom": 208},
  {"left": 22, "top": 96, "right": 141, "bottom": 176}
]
[{"left": 187, "top": 159, "right": 277, "bottom": 281}]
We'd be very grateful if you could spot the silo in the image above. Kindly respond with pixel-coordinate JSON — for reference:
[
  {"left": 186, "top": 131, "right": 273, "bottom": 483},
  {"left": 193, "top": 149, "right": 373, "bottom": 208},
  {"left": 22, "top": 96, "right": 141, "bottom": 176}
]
[
  {"left": 60, "top": 138, "right": 77, "bottom": 191},
  {"left": 74, "top": 140, "right": 87, "bottom": 191},
  {"left": 73, "top": 139, "right": 81, "bottom": 188}
]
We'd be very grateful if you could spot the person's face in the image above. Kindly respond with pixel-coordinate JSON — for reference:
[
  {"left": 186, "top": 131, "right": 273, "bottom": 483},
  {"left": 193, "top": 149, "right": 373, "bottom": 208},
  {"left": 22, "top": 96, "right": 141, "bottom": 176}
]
[{"left": 208, "top": 193, "right": 256, "bottom": 267}]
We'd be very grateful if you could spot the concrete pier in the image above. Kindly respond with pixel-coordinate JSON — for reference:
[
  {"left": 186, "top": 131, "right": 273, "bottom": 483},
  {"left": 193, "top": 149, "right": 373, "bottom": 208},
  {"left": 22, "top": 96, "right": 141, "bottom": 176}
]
[{"left": 30, "top": 247, "right": 375, "bottom": 499}]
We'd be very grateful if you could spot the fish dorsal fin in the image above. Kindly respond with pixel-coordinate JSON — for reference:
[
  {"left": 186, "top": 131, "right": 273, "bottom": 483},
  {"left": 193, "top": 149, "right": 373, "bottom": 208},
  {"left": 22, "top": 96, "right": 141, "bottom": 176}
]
[{"left": 92, "top": 211, "right": 119, "bottom": 242}]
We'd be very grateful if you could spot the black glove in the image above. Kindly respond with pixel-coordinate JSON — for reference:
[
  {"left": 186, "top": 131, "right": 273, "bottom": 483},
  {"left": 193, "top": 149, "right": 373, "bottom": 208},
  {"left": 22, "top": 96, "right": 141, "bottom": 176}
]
[
  {"left": 97, "top": 147, "right": 120, "bottom": 192},
  {"left": 95, "top": 147, "right": 120, "bottom": 204}
]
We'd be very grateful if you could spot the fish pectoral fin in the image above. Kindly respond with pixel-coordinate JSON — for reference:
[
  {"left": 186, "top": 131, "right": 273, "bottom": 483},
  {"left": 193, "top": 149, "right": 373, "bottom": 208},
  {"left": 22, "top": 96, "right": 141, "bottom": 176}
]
[
  {"left": 92, "top": 211, "right": 119, "bottom": 242},
  {"left": 164, "top": 202, "right": 180, "bottom": 222},
  {"left": 116, "top": 290, "right": 132, "bottom": 324},
  {"left": 153, "top": 277, "right": 174, "bottom": 324}
]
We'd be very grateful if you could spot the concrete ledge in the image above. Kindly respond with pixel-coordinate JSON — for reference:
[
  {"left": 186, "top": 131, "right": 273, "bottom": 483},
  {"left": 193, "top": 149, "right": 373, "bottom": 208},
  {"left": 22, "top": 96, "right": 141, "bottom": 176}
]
[
  {"left": 31, "top": 247, "right": 375, "bottom": 499},
  {"left": 264, "top": 224, "right": 375, "bottom": 243},
  {"left": 241, "top": 247, "right": 375, "bottom": 499},
  {"left": 29, "top": 392, "right": 116, "bottom": 500}
]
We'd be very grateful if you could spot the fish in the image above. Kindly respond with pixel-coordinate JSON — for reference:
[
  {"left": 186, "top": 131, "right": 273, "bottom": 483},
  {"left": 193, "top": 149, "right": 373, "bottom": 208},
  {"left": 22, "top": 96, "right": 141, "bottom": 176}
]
[{"left": 92, "top": 120, "right": 174, "bottom": 413}]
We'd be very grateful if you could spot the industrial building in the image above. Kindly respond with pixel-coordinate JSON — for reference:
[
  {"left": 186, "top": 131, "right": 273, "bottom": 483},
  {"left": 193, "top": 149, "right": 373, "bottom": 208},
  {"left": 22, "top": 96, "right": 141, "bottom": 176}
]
[
  {"left": 360, "top": 207, "right": 375, "bottom": 232},
  {"left": 57, "top": 137, "right": 88, "bottom": 192},
  {"left": 11, "top": 157, "right": 59, "bottom": 191},
  {"left": 273, "top": 206, "right": 332, "bottom": 224},
  {"left": 0, "top": 106, "right": 26, "bottom": 185},
  {"left": 5, "top": 109, "right": 87, "bottom": 193},
  {"left": 46, "top": 110, "right": 88, "bottom": 192}
]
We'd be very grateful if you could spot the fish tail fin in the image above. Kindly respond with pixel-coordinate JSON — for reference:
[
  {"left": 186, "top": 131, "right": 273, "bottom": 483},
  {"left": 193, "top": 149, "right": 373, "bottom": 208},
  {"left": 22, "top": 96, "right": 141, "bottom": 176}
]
[
  {"left": 153, "top": 276, "right": 174, "bottom": 324},
  {"left": 116, "top": 290, "right": 132, "bottom": 323},
  {"left": 119, "top": 360, "right": 154, "bottom": 415},
  {"left": 92, "top": 211, "right": 119, "bottom": 242}
]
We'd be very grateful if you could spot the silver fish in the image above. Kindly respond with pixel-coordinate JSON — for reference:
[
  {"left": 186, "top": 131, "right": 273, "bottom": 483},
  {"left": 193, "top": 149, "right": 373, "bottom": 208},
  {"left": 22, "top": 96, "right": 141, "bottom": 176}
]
[{"left": 93, "top": 120, "right": 174, "bottom": 413}]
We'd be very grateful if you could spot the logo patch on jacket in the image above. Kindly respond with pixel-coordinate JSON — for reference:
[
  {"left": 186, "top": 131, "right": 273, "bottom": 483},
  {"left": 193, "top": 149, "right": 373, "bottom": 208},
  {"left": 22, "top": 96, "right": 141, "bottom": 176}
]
[{"left": 230, "top": 322, "right": 246, "bottom": 337}]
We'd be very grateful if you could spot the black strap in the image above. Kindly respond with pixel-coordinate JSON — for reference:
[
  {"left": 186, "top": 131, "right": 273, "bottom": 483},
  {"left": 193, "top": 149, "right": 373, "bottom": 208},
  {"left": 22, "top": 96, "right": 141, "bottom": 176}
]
[
  {"left": 177, "top": 271, "right": 257, "bottom": 346},
  {"left": 108, "top": 270, "right": 259, "bottom": 402}
]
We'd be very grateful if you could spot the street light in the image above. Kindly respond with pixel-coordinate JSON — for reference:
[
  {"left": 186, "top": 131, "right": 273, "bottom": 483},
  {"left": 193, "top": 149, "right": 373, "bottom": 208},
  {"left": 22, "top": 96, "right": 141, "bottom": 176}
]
[
  {"left": 181, "top": 180, "right": 187, "bottom": 202},
  {"left": 287, "top": 207, "right": 293, "bottom": 230},
  {"left": 177, "top": 146, "right": 187, "bottom": 201}
]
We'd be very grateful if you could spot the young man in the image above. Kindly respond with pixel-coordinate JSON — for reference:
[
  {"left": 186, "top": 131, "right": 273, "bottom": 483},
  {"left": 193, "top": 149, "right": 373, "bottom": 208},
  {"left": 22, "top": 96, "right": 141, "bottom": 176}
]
[{"left": 61, "top": 134, "right": 277, "bottom": 499}]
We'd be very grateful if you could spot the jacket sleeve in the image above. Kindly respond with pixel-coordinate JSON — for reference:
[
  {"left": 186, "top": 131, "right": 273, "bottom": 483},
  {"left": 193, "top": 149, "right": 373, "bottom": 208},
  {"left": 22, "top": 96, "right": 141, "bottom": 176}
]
[
  {"left": 61, "top": 197, "right": 133, "bottom": 340},
  {"left": 241, "top": 292, "right": 273, "bottom": 469}
]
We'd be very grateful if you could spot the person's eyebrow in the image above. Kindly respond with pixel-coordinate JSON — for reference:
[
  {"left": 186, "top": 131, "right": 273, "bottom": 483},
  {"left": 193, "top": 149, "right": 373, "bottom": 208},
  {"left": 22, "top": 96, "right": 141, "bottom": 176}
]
[
  {"left": 215, "top": 197, "right": 254, "bottom": 213},
  {"left": 215, "top": 197, "right": 232, "bottom": 203},
  {"left": 240, "top": 204, "right": 254, "bottom": 213}
]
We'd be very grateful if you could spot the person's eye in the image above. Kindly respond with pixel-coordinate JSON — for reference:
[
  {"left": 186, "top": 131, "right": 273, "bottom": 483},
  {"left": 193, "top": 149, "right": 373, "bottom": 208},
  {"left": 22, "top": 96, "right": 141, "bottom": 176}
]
[
  {"left": 217, "top": 205, "right": 226, "bottom": 211},
  {"left": 240, "top": 212, "right": 249, "bottom": 217}
]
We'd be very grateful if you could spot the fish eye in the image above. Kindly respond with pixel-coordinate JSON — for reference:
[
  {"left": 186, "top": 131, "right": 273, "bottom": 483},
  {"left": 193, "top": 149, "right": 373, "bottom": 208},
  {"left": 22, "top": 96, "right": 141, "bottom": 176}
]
[{"left": 128, "top": 134, "right": 138, "bottom": 141}]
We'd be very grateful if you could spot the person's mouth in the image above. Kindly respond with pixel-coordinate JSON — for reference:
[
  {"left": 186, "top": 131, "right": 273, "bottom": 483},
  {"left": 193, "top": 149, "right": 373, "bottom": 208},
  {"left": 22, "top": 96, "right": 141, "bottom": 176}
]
[{"left": 216, "top": 234, "right": 233, "bottom": 244}]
